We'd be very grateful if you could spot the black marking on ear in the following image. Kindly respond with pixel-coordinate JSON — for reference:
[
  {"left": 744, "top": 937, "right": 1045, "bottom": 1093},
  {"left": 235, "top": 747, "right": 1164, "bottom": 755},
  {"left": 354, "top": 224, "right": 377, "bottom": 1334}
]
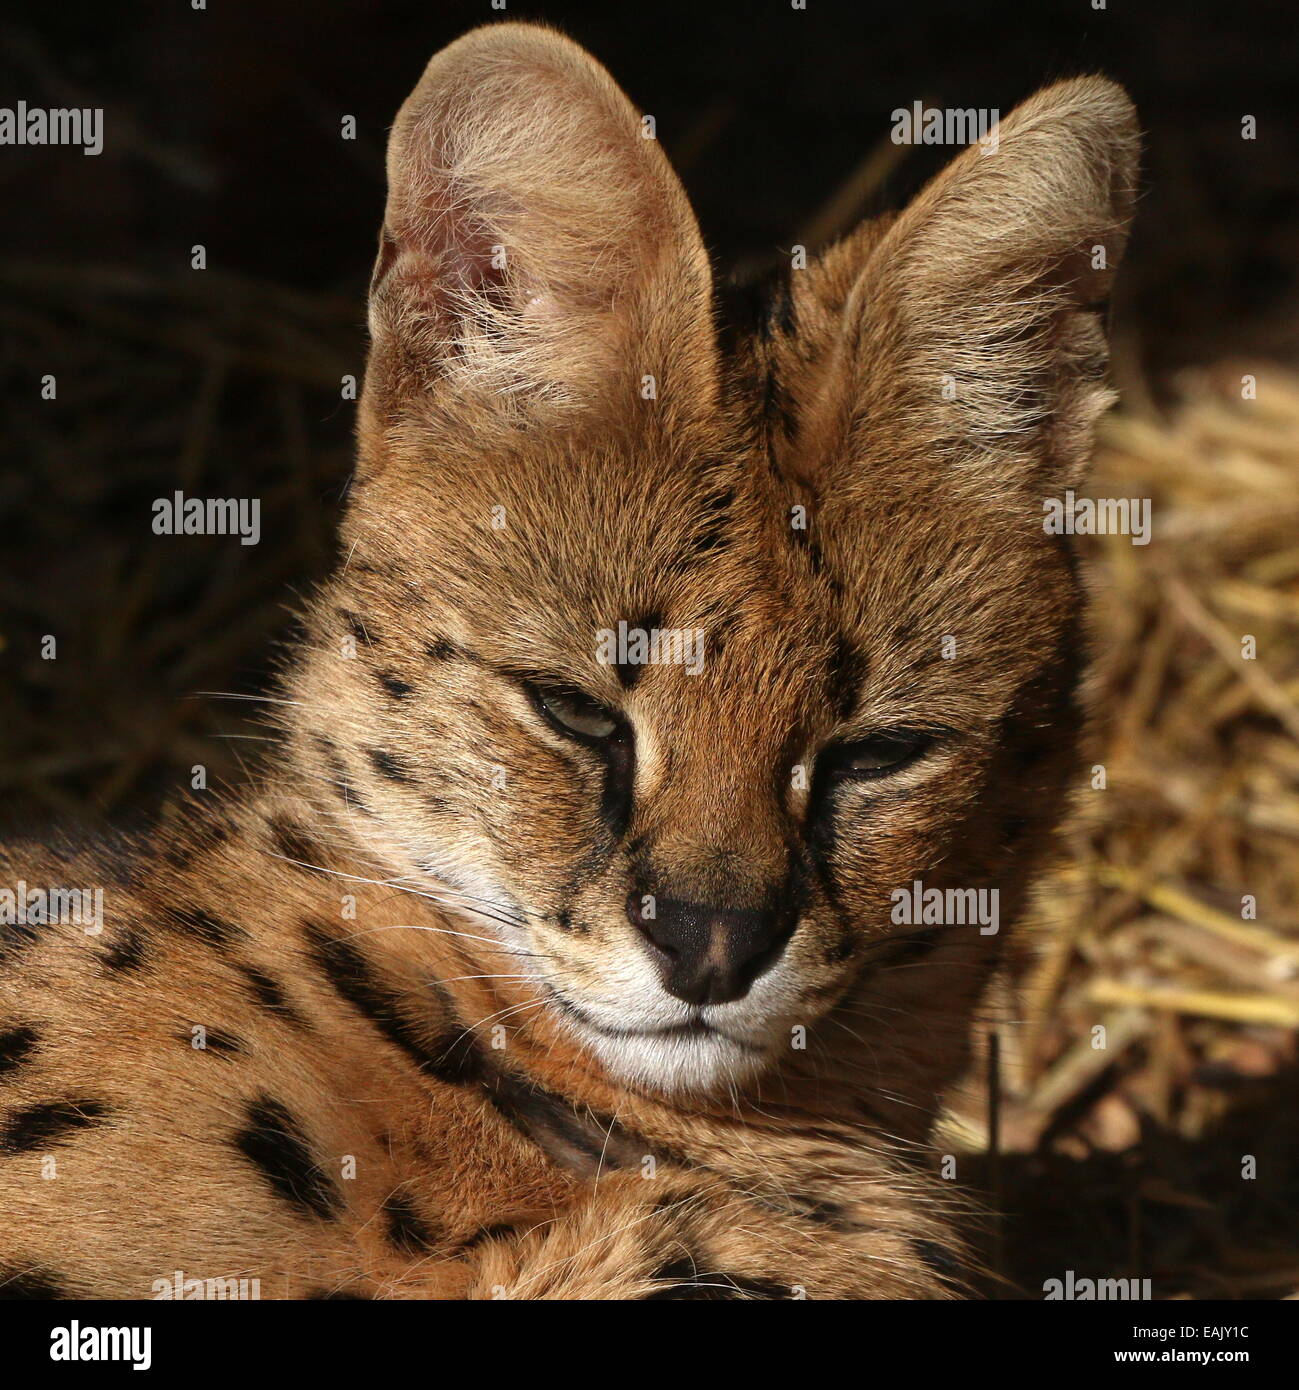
[
  {"left": 101, "top": 925, "right": 148, "bottom": 973},
  {"left": 267, "top": 816, "right": 323, "bottom": 870},
  {"left": 235, "top": 962, "right": 310, "bottom": 1028},
  {"left": 826, "top": 634, "right": 867, "bottom": 721},
  {"left": 339, "top": 609, "right": 374, "bottom": 646},
  {"left": 367, "top": 748, "right": 416, "bottom": 784},
  {"left": 0, "top": 1099, "right": 110, "bottom": 1153},
  {"left": 0, "top": 1265, "right": 66, "bottom": 1299},
  {"left": 0, "top": 1025, "right": 39, "bottom": 1076},
  {"left": 168, "top": 905, "right": 248, "bottom": 951},
  {"left": 304, "top": 922, "right": 484, "bottom": 1086},
  {"left": 377, "top": 671, "right": 413, "bottom": 698},
  {"left": 383, "top": 1191, "right": 440, "bottom": 1254},
  {"left": 234, "top": 1095, "right": 342, "bottom": 1221},
  {"left": 185, "top": 1027, "right": 245, "bottom": 1056}
]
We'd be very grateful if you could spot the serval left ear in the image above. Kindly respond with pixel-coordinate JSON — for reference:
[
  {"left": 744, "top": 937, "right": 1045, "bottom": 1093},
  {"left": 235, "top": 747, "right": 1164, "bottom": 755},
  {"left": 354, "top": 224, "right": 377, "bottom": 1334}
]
[{"left": 810, "top": 77, "right": 1139, "bottom": 494}]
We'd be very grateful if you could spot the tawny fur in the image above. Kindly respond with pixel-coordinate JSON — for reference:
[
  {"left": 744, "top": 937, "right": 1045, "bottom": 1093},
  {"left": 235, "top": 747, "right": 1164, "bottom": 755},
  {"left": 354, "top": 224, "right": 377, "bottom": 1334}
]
[{"left": 0, "top": 23, "right": 1137, "bottom": 1299}]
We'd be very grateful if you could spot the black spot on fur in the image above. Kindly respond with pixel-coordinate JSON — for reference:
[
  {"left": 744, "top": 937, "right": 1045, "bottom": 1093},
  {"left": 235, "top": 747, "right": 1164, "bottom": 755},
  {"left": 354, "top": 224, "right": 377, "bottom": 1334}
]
[
  {"left": 483, "top": 1070, "right": 647, "bottom": 1176},
  {"left": 366, "top": 748, "right": 415, "bottom": 784},
  {"left": 267, "top": 816, "right": 322, "bottom": 870},
  {"left": 377, "top": 671, "right": 413, "bottom": 699},
  {"left": 235, "top": 962, "right": 308, "bottom": 1027},
  {"left": 304, "top": 922, "right": 483, "bottom": 1086},
  {"left": 787, "top": 1194, "right": 854, "bottom": 1230},
  {"left": 0, "top": 1265, "right": 66, "bottom": 1299},
  {"left": 0, "top": 1025, "right": 39, "bottom": 1076},
  {"left": 102, "top": 925, "right": 147, "bottom": 973},
  {"left": 186, "top": 1027, "right": 245, "bottom": 1056},
  {"left": 313, "top": 737, "right": 371, "bottom": 817},
  {"left": 0, "top": 1099, "right": 109, "bottom": 1153},
  {"left": 168, "top": 904, "right": 247, "bottom": 951},
  {"left": 768, "top": 278, "right": 797, "bottom": 337},
  {"left": 424, "top": 637, "right": 460, "bottom": 662},
  {"left": 234, "top": 1095, "right": 341, "bottom": 1221},
  {"left": 383, "top": 1191, "right": 439, "bottom": 1254}
]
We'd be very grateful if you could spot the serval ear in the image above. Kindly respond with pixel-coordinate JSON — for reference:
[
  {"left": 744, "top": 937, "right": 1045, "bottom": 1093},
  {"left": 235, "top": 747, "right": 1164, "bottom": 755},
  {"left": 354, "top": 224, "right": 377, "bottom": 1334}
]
[
  {"left": 812, "top": 77, "right": 1138, "bottom": 495},
  {"left": 365, "top": 22, "right": 717, "bottom": 422}
]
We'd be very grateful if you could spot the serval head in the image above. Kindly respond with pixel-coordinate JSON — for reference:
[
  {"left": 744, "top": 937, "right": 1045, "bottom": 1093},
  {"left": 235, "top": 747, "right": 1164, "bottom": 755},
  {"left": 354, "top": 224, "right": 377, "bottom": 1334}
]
[{"left": 285, "top": 23, "right": 1138, "bottom": 1096}]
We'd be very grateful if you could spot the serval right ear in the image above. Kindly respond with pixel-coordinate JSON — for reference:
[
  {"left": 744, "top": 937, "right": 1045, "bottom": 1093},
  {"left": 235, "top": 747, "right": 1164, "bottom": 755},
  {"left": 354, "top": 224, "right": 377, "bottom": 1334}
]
[{"left": 365, "top": 22, "right": 718, "bottom": 422}]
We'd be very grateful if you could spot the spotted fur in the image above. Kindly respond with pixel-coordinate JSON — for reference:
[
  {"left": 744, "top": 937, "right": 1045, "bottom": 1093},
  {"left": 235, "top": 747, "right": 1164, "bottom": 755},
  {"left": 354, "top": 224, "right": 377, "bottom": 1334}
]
[{"left": 0, "top": 23, "right": 1136, "bottom": 1298}]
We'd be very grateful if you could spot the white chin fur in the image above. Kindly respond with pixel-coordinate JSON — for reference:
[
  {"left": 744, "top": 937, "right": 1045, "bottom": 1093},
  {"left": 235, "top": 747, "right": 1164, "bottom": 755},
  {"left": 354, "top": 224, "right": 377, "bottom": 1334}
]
[{"left": 577, "top": 1023, "right": 773, "bottom": 1096}]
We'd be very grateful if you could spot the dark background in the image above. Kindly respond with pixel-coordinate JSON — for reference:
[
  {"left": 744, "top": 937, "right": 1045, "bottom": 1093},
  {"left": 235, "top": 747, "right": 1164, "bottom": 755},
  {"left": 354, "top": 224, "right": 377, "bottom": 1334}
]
[{"left": 3, "top": 0, "right": 1299, "bottom": 1299}]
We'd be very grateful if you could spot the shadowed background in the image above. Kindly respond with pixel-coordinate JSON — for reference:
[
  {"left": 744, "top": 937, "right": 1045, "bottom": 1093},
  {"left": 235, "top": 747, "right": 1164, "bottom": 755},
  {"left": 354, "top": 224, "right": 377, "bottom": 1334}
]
[{"left": 3, "top": 0, "right": 1298, "bottom": 1297}]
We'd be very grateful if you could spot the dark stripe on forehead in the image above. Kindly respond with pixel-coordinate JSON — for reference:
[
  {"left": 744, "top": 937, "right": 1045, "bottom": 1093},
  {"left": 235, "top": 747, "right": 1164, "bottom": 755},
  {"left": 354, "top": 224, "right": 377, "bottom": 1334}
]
[
  {"left": 611, "top": 611, "right": 663, "bottom": 691},
  {"left": 826, "top": 633, "right": 867, "bottom": 721}
]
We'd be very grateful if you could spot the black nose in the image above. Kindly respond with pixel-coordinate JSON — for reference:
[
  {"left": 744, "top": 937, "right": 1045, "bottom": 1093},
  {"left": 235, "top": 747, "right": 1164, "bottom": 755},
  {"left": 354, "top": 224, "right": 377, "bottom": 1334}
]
[{"left": 626, "top": 893, "right": 796, "bottom": 1005}]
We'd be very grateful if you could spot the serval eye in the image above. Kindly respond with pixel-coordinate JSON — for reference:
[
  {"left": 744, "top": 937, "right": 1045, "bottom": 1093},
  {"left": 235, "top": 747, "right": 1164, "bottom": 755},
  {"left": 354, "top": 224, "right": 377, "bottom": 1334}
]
[
  {"left": 530, "top": 684, "right": 621, "bottom": 743},
  {"left": 833, "top": 731, "right": 932, "bottom": 779}
]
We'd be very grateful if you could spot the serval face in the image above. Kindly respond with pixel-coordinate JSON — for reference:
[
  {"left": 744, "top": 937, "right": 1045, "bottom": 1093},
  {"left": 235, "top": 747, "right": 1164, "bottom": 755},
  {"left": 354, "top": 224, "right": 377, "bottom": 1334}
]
[{"left": 285, "top": 25, "right": 1137, "bottom": 1094}]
